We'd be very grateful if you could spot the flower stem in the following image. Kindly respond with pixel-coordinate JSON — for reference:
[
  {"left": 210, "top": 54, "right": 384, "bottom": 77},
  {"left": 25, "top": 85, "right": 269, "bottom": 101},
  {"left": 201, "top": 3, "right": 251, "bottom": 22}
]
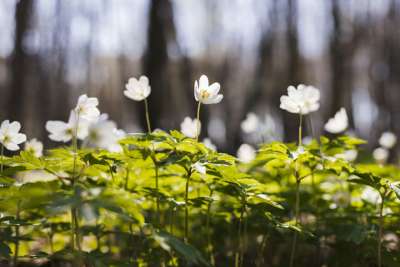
[
  {"left": 206, "top": 189, "right": 215, "bottom": 265},
  {"left": 144, "top": 98, "right": 152, "bottom": 133},
  {"left": 154, "top": 161, "right": 160, "bottom": 227},
  {"left": 0, "top": 144, "right": 3, "bottom": 173},
  {"left": 235, "top": 196, "right": 246, "bottom": 267},
  {"left": 184, "top": 169, "right": 192, "bottom": 243},
  {"left": 378, "top": 193, "right": 385, "bottom": 267},
  {"left": 289, "top": 179, "right": 301, "bottom": 267},
  {"left": 13, "top": 201, "right": 21, "bottom": 267},
  {"left": 71, "top": 113, "right": 82, "bottom": 262},
  {"left": 196, "top": 102, "right": 201, "bottom": 141},
  {"left": 298, "top": 114, "right": 303, "bottom": 146}
]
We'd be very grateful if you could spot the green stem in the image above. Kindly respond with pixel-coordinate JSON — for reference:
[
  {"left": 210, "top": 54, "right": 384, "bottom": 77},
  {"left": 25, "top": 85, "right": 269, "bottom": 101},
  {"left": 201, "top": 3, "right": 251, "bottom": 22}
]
[
  {"left": 289, "top": 179, "right": 301, "bottom": 267},
  {"left": 13, "top": 201, "right": 21, "bottom": 267},
  {"left": 71, "top": 112, "right": 82, "bottom": 263},
  {"left": 378, "top": 193, "right": 385, "bottom": 267},
  {"left": 298, "top": 114, "right": 303, "bottom": 146},
  {"left": 0, "top": 144, "right": 3, "bottom": 173},
  {"left": 144, "top": 98, "right": 152, "bottom": 133},
  {"left": 235, "top": 196, "right": 246, "bottom": 267},
  {"left": 154, "top": 162, "right": 160, "bottom": 227},
  {"left": 206, "top": 189, "right": 215, "bottom": 265},
  {"left": 196, "top": 102, "right": 201, "bottom": 141},
  {"left": 124, "top": 168, "right": 130, "bottom": 190},
  {"left": 184, "top": 170, "right": 192, "bottom": 243}
]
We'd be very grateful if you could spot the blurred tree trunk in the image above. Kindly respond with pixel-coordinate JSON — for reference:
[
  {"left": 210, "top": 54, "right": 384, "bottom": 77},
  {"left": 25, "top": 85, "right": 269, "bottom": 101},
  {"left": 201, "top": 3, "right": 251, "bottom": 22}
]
[
  {"left": 8, "top": 0, "right": 33, "bottom": 122},
  {"left": 329, "top": 1, "right": 354, "bottom": 126},
  {"left": 282, "top": 0, "right": 302, "bottom": 142},
  {"left": 142, "top": 0, "right": 175, "bottom": 130}
]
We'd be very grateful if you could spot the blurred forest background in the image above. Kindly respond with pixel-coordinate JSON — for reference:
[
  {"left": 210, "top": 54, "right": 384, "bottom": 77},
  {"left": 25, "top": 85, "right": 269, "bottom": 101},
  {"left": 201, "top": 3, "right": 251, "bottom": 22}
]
[{"left": 1, "top": 0, "right": 400, "bottom": 153}]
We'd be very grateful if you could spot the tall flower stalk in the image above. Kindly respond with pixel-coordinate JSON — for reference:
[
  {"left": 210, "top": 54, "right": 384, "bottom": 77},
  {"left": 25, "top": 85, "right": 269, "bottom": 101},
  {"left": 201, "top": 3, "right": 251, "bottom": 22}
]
[
  {"left": 196, "top": 102, "right": 201, "bottom": 141},
  {"left": 184, "top": 168, "right": 193, "bottom": 243},
  {"left": 144, "top": 98, "right": 152, "bottom": 133},
  {"left": 280, "top": 84, "right": 320, "bottom": 267}
]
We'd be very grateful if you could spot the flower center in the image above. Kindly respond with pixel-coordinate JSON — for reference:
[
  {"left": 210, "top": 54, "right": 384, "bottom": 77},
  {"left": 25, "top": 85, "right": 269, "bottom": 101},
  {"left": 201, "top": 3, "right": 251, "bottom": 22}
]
[{"left": 200, "top": 89, "right": 210, "bottom": 99}]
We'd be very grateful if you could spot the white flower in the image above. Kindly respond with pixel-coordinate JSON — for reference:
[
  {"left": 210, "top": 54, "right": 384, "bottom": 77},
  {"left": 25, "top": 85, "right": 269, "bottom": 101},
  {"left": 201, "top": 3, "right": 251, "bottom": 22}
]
[
  {"left": 379, "top": 132, "right": 397, "bottom": 149},
  {"left": 241, "top": 112, "right": 260, "bottom": 134},
  {"left": 75, "top": 94, "right": 100, "bottom": 122},
  {"left": 373, "top": 147, "right": 389, "bottom": 164},
  {"left": 324, "top": 107, "right": 348, "bottom": 134},
  {"left": 194, "top": 75, "right": 223, "bottom": 104},
  {"left": 0, "top": 120, "right": 27, "bottom": 151},
  {"left": 180, "top": 117, "right": 200, "bottom": 138},
  {"left": 237, "top": 144, "right": 256, "bottom": 163},
  {"left": 124, "top": 75, "right": 151, "bottom": 101},
  {"left": 25, "top": 138, "right": 43, "bottom": 157},
  {"left": 192, "top": 162, "right": 206, "bottom": 175},
  {"left": 108, "top": 129, "right": 126, "bottom": 152},
  {"left": 280, "top": 84, "right": 320, "bottom": 115},
  {"left": 46, "top": 111, "right": 89, "bottom": 142},
  {"left": 203, "top": 138, "right": 216, "bottom": 151},
  {"left": 86, "top": 114, "right": 126, "bottom": 152},
  {"left": 361, "top": 187, "right": 381, "bottom": 204},
  {"left": 335, "top": 149, "right": 358, "bottom": 162}
]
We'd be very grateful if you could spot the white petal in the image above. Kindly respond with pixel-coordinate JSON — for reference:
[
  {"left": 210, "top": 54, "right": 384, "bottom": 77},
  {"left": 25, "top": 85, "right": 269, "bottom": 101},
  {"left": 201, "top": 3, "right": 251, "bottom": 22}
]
[
  {"left": 208, "top": 83, "right": 221, "bottom": 95},
  {"left": 8, "top": 121, "right": 21, "bottom": 133},
  {"left": 199, "top": 75, "right": 209, "bottom": 88},
  {"left": 202, "top": 94, "right": 223, "bottom": 104}
]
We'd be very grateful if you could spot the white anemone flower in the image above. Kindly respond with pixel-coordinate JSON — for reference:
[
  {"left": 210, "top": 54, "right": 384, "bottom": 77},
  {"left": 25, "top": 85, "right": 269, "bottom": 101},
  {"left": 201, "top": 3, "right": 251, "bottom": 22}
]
[
  {"left": 124, "top": 76, "right": 151, "bottom": 101},
  {"left": 373, "top": 147, "right": 389, "bottom": 164},
  {"left": 180, "top": 117, "right": 200, "bottom": 138},
  {"left": 194, "top": 75, "right": 223, "bottom": 104},
  {"left": 86, "top": 114, "right": 126, "bottom": 152},
  {"left": 75, "top": 94, "right": 100, "bottom": 122},
  {"left": 203, "top": 138, "right": 216, "bottom": 151},
  {"left": 46, "top": 111, "right": 89, "bottom": 142},
  {"left": 324, "top": 108, "right": 348, "bottom": 134},
  {"left": 237, "top": 144, "right": 256, "bottom": 163},
  {"left": 280, "top": 84, "right": 320, "bottom": 115},
  {"left": 379, "top": 132, "right": 397, "bottom": 149},
  {"left": 241, "top": 112, "right": 260, "bottom": 134},
  {"left": 25, "top": 138, "right": 43, "bottom": 157},
  {"left": 0, "top": 120, "right": 27, "bottom": 151}
]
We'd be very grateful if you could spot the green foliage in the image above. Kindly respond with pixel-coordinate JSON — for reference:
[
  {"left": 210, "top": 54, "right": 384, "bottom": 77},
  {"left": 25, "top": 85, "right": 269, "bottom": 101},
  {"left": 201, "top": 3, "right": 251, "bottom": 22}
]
[{"left": 0, "top": 132, "right": 399, "bottom": 266}]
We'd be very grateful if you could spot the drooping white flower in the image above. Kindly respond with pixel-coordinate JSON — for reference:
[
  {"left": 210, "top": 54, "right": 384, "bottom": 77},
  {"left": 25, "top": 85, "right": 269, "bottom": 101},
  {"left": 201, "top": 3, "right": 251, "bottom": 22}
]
[
  {"left": 46, "top": 111, "right": 89, "bottom": 142},
  {"left": 25, "top": 138, "right": 43, "bottom": 157},
  {"left": 324, "top": 107, "right": 348, "bottom": 134},
  {"left": 203, "top": 138, "right": 216, "bottom": 151},
  {"left": 194, "top": 75, "right": 223, "bottom": 104},
  {"left": 180, "top": 117, "right": 200, "bottom": 138},
  {"left": 280, "top": 84, "right": 320, "bottom": 115},
  {"left": 379, "top": 132, "right": 397, "bottom": 149},
  {"left": 237, "top": 144, "right": 256, "bottom": 163},
  {"left": 192, "top": 161, "right": 206, "bottom": 175},
  {"left": 373, "top": 147, "right": 389, "bottom": 164},
  {"left": 335, "top": 149, "right": 358, "bottom": 162},
  {"left": 124, "top": 75, "right": 151, "bottom": 101},
  {"left": 75, "top": 94, "right": 100, "bottom": 122},
  {"left": 0, "top": 120, "right": 27, "bottom": 151},
  {"left": 241, "top": 112, "right": 260, "bottom": 134}
]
